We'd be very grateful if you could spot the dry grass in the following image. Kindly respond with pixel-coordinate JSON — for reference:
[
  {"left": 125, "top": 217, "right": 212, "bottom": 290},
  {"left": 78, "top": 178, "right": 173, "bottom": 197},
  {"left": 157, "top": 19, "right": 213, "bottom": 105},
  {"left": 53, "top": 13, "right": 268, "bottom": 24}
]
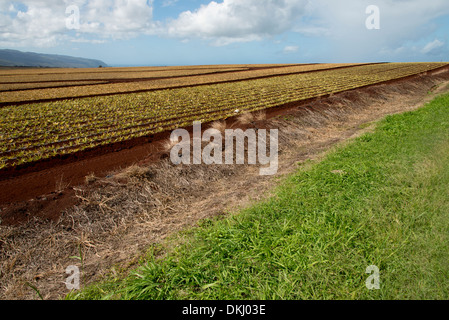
[
  {"left": 85, "top": 173, "right": 97, "bottom": 185},
  {"left": 113, "top": 165, "right": 152, "bottom": 180},
  {"left": 237, "top": 112, "right": 255, "bottom": 125},
  {"left": 254, "top": 110, "right": 267, "bottom": 122},
  {"left": 162, "top": 138, "right": 179, "bottom": 152},
  {"left": 236, "top": 110, "right": 266, "bottom": 126},
  {"left": 55, "top": 174, "right": 70, "bottom": 193},
  {"left": 209, "top": 120, "right": 227, "bottom": 133}
]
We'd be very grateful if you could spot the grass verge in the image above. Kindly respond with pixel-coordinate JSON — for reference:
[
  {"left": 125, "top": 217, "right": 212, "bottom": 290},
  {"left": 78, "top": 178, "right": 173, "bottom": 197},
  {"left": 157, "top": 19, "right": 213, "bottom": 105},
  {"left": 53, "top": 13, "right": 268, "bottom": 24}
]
[{"left": 68, "top": 92, "right": 449, "bottom": 300}]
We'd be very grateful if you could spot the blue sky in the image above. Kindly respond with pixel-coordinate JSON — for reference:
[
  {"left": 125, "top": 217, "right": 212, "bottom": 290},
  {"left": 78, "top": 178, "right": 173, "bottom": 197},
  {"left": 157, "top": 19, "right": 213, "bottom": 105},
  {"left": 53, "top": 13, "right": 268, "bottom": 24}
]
[{"left": 0, "top": 0, "right": 448, "bottom": 66}]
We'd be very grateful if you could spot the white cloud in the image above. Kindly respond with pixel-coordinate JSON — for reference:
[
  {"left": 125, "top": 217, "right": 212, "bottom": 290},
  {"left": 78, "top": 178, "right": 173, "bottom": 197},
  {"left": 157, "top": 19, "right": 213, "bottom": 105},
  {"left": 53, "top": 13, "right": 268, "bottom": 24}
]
[
  {"left": 70, "top": 38, "right": 107, "bottom": 44},
  {"left": 0, "top": 0, "right": 154, "bottom": 47},
  {"left": 422, "top": 39, "right": 444, "bottom": 54},
  {"left": 80, "top": 0, "right": 154, "bottom": 37},
  {"left": 166, "top": 0, "right": 308, "bottom": 45},
  {"left": 292, "top": 0, "right": 449, "bottom": 61},
  {"left": 163, "top": 0, "right": 449, "bottom": 59},
  {"left": 283, "top": 45, "right": 299, "bottom": 54},
  {"left": 0, "top": 0, "right": 448, "bottom": 62},
  {"left": 162, "top": 0, "right": 178, "bottom": 7}
]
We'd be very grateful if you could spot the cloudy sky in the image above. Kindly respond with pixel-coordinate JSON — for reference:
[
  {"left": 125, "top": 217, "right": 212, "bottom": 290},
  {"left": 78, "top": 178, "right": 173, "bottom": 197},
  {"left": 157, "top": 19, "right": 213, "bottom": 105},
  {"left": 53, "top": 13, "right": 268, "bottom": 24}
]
[{"left": 0, "top": 0, "right": 448, "bottom": 66}]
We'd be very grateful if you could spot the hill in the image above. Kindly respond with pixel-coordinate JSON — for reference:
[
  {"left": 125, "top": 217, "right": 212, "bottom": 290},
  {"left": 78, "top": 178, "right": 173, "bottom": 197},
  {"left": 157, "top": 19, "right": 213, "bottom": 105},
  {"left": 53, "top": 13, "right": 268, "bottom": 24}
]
[{"left": 0, "top": 49, "right": 108, "bottom": 68}]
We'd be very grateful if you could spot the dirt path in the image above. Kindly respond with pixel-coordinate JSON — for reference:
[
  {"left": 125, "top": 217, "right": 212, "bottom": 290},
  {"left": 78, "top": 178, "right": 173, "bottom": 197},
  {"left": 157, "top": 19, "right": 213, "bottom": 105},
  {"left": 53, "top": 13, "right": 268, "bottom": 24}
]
[{"left": 1, "top": 69, "right": 449, "bottom": 300}]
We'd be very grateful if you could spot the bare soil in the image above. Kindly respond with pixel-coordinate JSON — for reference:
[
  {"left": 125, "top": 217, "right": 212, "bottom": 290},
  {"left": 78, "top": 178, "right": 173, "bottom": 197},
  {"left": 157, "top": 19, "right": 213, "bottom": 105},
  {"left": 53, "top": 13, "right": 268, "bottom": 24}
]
[{"left": 1, "top": 68, "right": 449, "bottom": 300}]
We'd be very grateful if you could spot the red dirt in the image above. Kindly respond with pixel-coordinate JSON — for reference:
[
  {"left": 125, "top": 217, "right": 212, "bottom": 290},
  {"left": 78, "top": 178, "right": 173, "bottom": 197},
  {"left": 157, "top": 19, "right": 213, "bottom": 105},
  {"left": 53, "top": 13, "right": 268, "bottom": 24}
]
[
  {"left": 0, "top": 65, "right": 448, "bottom": 226},
  {"left": 0, "top": 189, "right": 77, "bottom": 226},
  {"left": 0, "top": 136, "right": 163, "bottom": 224}
]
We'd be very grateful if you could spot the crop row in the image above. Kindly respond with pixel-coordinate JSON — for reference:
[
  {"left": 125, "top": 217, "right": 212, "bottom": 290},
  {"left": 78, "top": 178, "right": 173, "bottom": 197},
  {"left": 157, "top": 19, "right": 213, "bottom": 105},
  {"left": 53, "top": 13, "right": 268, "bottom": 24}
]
[
  {"left": 0, "top": 67, "right": 250, "bottom": 86},
  {"left": 0, "top": 81, "right": 110, "bottom": 92},
  {"left": 0, "top": 63, "right": 361, "bottom": 104},
  {"left": 0, "top": 64, "right": 297, "bottom": 77}
]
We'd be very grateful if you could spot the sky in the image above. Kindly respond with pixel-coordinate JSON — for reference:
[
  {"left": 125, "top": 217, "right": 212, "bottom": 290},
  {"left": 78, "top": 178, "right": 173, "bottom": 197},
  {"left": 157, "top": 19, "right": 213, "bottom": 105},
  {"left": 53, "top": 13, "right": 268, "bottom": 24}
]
[{"left": 0, "top": 0, "right": 448, "bottom": 66}]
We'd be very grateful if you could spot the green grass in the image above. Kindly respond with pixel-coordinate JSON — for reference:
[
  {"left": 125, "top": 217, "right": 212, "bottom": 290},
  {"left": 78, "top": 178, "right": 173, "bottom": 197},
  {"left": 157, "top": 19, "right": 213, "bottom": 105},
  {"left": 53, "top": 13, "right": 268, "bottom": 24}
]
[{"left": 68, "top": 92, "right": 449, "bottom": 300}]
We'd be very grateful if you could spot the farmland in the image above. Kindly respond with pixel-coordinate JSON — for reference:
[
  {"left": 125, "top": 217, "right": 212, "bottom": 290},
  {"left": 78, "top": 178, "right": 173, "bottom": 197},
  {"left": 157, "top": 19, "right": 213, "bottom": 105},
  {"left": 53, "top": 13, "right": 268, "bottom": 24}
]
[
  {"left": 2, "top": 60, "right": 449, "bottom": 301},
  {"left": 0, "top": 62, "right": 448, "bottom": 172},
  {"left": 0, "top": 63, "right": 359, "bottom": 104}
]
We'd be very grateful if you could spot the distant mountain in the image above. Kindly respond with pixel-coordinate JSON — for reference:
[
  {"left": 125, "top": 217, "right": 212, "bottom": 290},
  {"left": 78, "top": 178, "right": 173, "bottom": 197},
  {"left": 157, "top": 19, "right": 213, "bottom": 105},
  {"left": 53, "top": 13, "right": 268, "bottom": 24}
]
[{"left": 0, "top": 49, "right": 108, "bottom": 68}]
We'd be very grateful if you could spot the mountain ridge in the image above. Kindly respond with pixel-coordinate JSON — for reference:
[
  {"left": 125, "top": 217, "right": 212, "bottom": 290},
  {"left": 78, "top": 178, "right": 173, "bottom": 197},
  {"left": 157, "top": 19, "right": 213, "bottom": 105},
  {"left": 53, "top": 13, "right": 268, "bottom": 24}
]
[{"left": 0, "top": 49, "right": 108, "bottom": 68}]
